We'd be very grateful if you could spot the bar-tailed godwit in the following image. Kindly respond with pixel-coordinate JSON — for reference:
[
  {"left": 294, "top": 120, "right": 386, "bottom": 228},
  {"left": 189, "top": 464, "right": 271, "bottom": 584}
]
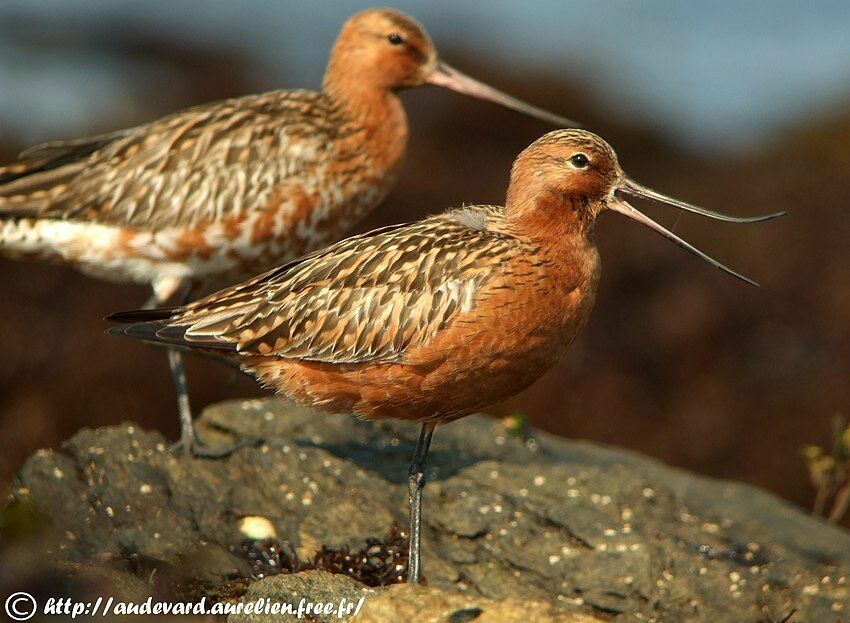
[
  {"left": 0, "top": 9, "right": 576, "bottom": 457},
  {"left": 107, "top": 129, "right": 784, "bottom": 582}
]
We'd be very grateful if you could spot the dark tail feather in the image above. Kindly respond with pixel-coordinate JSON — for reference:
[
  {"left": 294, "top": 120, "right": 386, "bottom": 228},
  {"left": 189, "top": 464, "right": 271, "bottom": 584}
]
[
  {"left": 0, "top": 162, "right": 85, "bottom": 217},
  {"left": 106, "top": 308, "right": 177, "bottom": 323},
  {"left": 105, "top": 310, "right": 190, "bottom": 348},
  {"left": 106, "top": 319, "right": 198, "bottom": 349},
  {"left": 107, "top": 321, "right": 168, "bottom": 341},
  {"left": 16, "top": 131, "right": 124, "bottom": 162},
  {"left": 106, "top": 309, "right": 237, "bottom": 354},
  {"left": 0, "top": 129, "right": 126, "bottom": 216},
  {"left": 107, "top": 323, "right": 243, "bottom": 371},
  {"left": 1, "top": 130, "right": 124, "bottom": 187},
  {"left": 106, "top": 307, "right": 185, "bottom": 346}
]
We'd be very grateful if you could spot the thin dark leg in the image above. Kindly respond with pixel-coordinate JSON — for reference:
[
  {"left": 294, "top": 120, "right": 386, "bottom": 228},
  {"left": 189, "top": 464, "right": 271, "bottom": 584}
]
[
  {"left": 148, "top": 281, "right": 259, "bottom": 459},
  {"left": 407, "top": 422, "right": 435, "bottom": 584},
  {"left": 167, "top": 347, "right": 199, "bottom": 456}
]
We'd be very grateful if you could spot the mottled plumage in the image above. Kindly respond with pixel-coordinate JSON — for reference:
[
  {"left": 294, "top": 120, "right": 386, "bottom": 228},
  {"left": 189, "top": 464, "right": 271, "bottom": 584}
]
[
  {"left": 3, "top": 92, "right": 341, "bottom": 229},
  {"left": 0, "top": 89, "right": 398, "bottom": 286},
  {"left": 112, "top": 196, "right": 598, "bottom": 425},
  {"left": 119, "top": 206, "right": 516, "bottom": 362},
  {"left": 0, "top": 9, "right": 573, "bottom": 289},
  {"left": 0, "top": 8, "right": 575, "bottom": 456},
  {"left": 110, "top": 129, "right": 783, "bottom": 582}
]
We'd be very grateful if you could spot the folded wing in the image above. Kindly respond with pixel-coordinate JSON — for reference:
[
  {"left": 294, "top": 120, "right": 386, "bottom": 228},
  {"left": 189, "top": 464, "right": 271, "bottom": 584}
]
[
  {"left": 1, "top": 91, "right": 334, "bottom": 230},
  {"left": 109, "top": 209, "right": 517, "bottom": 365}
]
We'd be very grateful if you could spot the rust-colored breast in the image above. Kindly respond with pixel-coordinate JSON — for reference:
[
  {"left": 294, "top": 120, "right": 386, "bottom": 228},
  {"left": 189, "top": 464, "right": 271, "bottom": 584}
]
[
  {"left": 245, "top": 235, "right": 600, "bottom": 423},
  {"left": 229, "top": 208, "right": 600, "bottom": 422},
  {"left": 111, "top": 205, "right": 600, "bottom": 423}
]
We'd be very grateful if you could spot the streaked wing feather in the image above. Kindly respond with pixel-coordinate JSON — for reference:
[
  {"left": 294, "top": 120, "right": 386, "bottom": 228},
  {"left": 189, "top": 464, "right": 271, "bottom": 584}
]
[
  {"left": 1, "top": 90, "right": 338, "bottom": 229},
  {"left": 17, "top": 130, "right": 130, "bottom": 162},
  {"left": 157, "top": 208, "right": 516, "bottom": 363},
  {"left": 0, "top": 130, "right": 128, "bottom": 190}
]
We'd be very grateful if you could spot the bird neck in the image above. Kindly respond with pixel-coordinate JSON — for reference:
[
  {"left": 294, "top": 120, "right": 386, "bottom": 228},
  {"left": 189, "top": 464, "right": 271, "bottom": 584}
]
[
  {"left": 505, "top": 180, "right": 597, "bottom": 244},
  {"left": 323, "top": 65, "right": 408, "bottom": 175},
  {"left": 323, "top": 49, "right": 402, "bottom": 119}
]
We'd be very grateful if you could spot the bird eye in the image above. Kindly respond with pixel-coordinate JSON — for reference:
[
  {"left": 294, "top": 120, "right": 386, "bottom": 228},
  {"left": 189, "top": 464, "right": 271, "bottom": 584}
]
[
  {"left": 387, "top": 33, "right": 404, "bottom": 45},
  {"left": 569, "top": 153, "right": 589, "bottom": 168}
]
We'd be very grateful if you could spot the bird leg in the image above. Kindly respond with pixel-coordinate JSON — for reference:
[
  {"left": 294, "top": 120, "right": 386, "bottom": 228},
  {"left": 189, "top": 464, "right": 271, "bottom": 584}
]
[
  {"left": 166, "top": 345, "right": 259, "bottom": 458},
  {"left": 407, "top": 422, "right": 435, "bottom": 583},
  {"left": 147, "top": 278, "right": 260, "bottom": 459}
]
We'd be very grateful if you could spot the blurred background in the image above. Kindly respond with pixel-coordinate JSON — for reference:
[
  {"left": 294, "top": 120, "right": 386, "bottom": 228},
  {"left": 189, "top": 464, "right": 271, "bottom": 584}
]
[{"left": 0, "top": 0, "right": 848, "bottom": 522}]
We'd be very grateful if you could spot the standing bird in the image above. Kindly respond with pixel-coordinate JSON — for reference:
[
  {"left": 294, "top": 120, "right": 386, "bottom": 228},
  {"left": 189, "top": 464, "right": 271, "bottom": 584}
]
[
  {"left": 0, "top": 9, "right": 576, "bottom": 457},
  {"left": 107, "top": 129, "right": 785, "bottom": 582}
]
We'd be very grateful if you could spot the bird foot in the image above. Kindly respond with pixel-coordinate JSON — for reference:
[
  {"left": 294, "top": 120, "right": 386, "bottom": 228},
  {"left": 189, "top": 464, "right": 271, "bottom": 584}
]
[{"left": 168, "top": 431, "right": 263, "bottom": 459}]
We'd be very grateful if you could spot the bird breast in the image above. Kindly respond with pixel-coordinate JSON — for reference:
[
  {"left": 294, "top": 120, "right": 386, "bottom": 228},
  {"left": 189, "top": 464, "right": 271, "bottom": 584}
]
[{"left": 245, "top": 237, "right": 601, "bottom": 424}]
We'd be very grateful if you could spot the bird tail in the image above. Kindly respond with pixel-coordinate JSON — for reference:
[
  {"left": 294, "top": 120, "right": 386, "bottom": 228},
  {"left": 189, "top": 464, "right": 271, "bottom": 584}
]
[
  {"left": 0, "top": 153, "right": 56, "bottom": 254},
  {"left": 106, "top": 308, "right": 242, "bottom": 372},
  {"left": 106, "top": 307, "right": 237, "bottom": 354},
  {"left": 105, "top": 308, "right": 180, "bottom": 343},
  {"left": 0, "top": 131, "right": 126, "bottom": 261},
  {"left": 0, "top": 129, "right": 124, "bottom": 218},
  {"left": 0, "top": 164, "right": 83, "bottom": 217},
  {"left": 106, "top": 308, "right": 177, "bottom": 324}
]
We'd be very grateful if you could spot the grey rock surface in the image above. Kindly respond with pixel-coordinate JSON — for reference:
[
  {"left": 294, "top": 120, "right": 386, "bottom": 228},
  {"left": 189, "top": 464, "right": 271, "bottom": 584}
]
[
  {"left": 7, "top": 398, "right": 850, "bottom": 622},
  {"left": 229, "top": 571, "right": 603, "bottom": 623}
]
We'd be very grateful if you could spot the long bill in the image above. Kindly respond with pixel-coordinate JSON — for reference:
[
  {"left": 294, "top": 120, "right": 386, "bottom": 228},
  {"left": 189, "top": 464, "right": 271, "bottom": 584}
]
[
  {"left": 608, "top": 194, "right": 761, "bottom": 287},
  {"left": 426, "top": 60, "right": 580, "bottom": 128},
  {"left": 620, "top": 178, "right": 786, "bottom": 223}
]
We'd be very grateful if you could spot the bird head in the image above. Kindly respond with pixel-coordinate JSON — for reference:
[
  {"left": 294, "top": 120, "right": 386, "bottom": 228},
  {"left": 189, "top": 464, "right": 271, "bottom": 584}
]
[
  {"left": 507, "top": 129, "right": 786, "bottom": 285},
  {"left": 326, "top": 9, "right": 577, "bottom": 127}
]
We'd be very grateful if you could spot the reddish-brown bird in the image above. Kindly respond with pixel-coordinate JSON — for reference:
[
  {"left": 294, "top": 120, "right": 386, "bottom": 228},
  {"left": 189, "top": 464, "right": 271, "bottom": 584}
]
[
  {"left": 109, "top": 128, "right": 784, "bottom": 582},
  {"left": 0, "top": 8, "right": 575, "bottom": 457}
]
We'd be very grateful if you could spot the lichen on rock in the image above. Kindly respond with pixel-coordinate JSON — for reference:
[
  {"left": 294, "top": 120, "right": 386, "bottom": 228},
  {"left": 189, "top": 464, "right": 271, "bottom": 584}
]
[{"left": 3, "top": 398, "right": 849, "bottom": 622}]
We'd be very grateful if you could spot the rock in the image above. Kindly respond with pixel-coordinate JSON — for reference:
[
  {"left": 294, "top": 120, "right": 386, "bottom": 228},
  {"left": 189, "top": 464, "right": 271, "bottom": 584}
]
[
  {"left": 229, "top": 571, "right": 373, "bottom": 623},
  {"left": 227, "top": 571, "right": 601, "bottom": 623},
  {"left": 5, "top": 397, "right": 850, "bottom": 622},
  {"left": 352, "top": 583, "right": 603, "bottom": 623}
]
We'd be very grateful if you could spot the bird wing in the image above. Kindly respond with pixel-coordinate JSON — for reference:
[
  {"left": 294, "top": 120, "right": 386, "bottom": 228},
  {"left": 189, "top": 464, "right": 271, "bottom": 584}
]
[
  {"left": 112, "top": 208, "right": 519, "bottom": 364},
  {"left": 0, "top": 130, "right": 129, "bottom": 185},
  {"left": 0, "top": 90, "right": 337, "bottom": 230}
]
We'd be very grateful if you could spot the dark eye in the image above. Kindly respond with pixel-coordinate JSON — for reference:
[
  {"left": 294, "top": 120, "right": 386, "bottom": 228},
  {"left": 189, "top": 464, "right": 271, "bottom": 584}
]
[
  {"left": 387, "top": 33, "right": 404, "bottom": 45},
  {"left": 569, "top": 153, "right": 589, "bottom": 168}
]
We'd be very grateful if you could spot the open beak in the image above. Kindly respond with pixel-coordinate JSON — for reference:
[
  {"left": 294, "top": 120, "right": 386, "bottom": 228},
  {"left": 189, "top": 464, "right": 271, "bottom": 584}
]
[
  {"left": 620, "top": 179, "right": 786, "bottom": 223},
  {"left": 426, "top": 60, "right": 579, "bottom": 128},
  {"left": 609, "top": 178, "right": 787, "bottom": 286}
]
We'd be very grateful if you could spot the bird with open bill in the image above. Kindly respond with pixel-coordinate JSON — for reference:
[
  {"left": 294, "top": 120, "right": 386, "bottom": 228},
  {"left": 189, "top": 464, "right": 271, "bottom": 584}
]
[
  {"left": 0, "top": 8, "right": 577, "bottom": 457},
  {"left": 108, "top": 128, "right": 785, "bottom": 582}
]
